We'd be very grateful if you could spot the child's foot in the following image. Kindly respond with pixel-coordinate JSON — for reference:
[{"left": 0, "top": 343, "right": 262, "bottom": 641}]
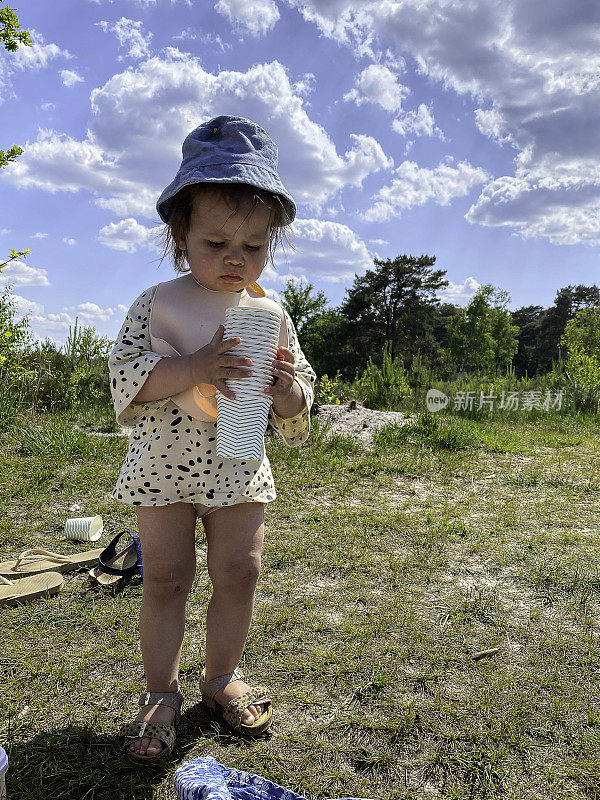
[
  {"left": 213, "top": 678, "right": 265, "bottom": 725},
  {"left": 126, "top": 702, "right": 176, "bottom": 758}
]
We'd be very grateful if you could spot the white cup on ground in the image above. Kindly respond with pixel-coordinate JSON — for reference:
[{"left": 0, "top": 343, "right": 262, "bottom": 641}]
[
  {"left": 64, "top": 515, "right": 103, "bottom": 542},
  {"left": 217, "top": 307, "right": 281, "bottom": 460},
  {"left": 0, "top": 746, "right": 7, "bottom": 800}
]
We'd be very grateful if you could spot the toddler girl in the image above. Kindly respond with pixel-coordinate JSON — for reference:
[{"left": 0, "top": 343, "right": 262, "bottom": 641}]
[{"left": 109, "top": 116, "right": 316, "bottom": 763}]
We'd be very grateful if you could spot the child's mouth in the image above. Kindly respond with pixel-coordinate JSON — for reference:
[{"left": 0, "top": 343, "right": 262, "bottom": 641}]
[{"left": 222, "top": 274, "right": 243, "bottom": 282}]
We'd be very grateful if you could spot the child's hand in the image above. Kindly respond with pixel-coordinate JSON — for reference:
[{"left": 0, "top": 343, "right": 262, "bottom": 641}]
[
  {"left": 191, "top": 325, "right": 254, "bottom": 401},
  {"left": 263, "top": 346, "right": 296, "bottom": 398}
]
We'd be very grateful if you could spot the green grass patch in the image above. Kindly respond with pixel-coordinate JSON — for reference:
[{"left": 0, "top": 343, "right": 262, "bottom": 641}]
[{"left": 1, "top": 410, "right": 600, "bottom": 798}]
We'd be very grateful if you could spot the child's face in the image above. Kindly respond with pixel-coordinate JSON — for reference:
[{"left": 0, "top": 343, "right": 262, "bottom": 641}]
[{"left": 178, "top": 189, "right": 271, "bottom": 292}]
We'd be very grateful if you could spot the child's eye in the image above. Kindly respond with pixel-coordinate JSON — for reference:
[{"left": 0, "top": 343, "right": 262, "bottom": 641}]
[
  {"left": 245, "top": 245, "right": 261, "bottom": 252},
  {"left": 208, "top": 241, "right": 225, "bottom": 248}
]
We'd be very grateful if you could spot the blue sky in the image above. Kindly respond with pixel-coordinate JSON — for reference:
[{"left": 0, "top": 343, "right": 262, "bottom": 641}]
[{"left": 1, "top": 0, "right": 599, "bottom": 344}]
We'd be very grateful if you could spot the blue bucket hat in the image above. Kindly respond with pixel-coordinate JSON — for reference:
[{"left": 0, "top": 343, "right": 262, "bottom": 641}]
[{"left": 156, "top": 115, "right": 296, "bottom": 224}]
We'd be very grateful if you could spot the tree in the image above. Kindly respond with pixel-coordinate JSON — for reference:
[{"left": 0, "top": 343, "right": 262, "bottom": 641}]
[
  {"left": 560, "top": 306, "right": 600, "bottom": 400},
  {"left": 0, "top": 285, "right": 32, "bottom": 369},
  {"left": 537, "top": 285, "right": 600, "bottom": 373},
  {"left": 511, "top": 305, "right": 545, "bottom": 377},
  {"left": 0, "top": 0, "right": 31, "bottom": 51},
  {"left": 1, "top": 2, "right": 31, "bottom": 266},
  {"left": 446, "top": 285, "right": 519, "bottom": 376},
  {"left": 338, "top": 254, "right": 449, "bottom": 366},
  {"left": 280, "top": 279, "right": 328, "bottom": 337},
  {"left": 297, "top": 308, "right": 354, "bottom": 381}
]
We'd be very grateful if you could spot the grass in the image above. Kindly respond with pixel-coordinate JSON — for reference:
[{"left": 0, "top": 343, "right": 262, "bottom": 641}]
[{"left": 2, "top": 408, "right": 600, "bottom": 798}]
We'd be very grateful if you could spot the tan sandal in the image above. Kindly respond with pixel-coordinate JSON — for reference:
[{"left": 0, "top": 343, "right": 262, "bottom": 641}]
[
  {"left": 0, "top": 547, "right": 103, "bottom": 577},
  {"left": 0, "top": 572, "right": 64, "bottom": 606},
  {"left": 200, "top": 667, "right": 272, "bottom": 737},
  {"left": 120, "top": 689, "right": 184, "bottom": 763}
]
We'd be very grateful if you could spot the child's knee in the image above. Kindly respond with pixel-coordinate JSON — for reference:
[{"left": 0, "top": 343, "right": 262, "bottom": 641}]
[
  {"left": 143, "top": 559, "right": 196, "bottom": 600},
  {"left": 209, "top": 554, "right": 261, "bottom": 595}
]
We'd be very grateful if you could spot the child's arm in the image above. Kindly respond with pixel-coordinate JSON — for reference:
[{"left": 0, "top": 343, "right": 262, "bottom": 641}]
[
  {"left": 108, "top": 287, "right": 251, "bottom": 426},
  {"left": 270, "top": 373, "right": 307, "bottom": 419},
  {"left": 132, "top": 325, "right": 250, "bottom": 403},
  {"left": 266, "top": 308, "right": 316, "bottom": 448}
]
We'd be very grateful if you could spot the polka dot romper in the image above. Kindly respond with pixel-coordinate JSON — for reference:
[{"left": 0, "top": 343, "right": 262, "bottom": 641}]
[{"left": 108, "top": 286, "right": 316, "bottom": 509}]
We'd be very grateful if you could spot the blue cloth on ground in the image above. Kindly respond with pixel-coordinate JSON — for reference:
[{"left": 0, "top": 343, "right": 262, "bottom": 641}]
[{"left": 174, "top": 757, "right": 377, "bottom": 800}]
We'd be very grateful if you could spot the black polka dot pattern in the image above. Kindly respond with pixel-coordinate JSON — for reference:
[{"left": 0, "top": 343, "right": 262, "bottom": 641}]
[{"left": 108, "top": 286, "right": 316, "bottom": 508}]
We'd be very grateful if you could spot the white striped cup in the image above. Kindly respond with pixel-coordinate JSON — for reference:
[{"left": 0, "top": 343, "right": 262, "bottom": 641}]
[{"left": 64, "top": 515, "right": 103, "bottom": 542}]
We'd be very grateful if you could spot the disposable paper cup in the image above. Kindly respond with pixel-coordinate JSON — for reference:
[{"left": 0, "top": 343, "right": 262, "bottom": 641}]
[
  {"left": 64, "top": 515, "right": 103, "bottom": 542},
  {"left": 217, "top": 307, "right": 281, "bottom": 459},
  {"left": 0, "top": 746, "right": 7, "bottom": 800}
]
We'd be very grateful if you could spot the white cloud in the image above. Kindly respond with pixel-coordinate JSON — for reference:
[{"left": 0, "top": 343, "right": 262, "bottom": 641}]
[
  {"left": 24, "top": 300, "right": 118, "bottom": 339},
  {"left": 271, "top": 217, "right": 372, "bottom": 283},
  {"left": 0, "top": 261, "right": 51, "bottom": 287},
  {"left": 96, "top": 18, "right": 153, "bottom": 60},
  {"left": 31, "top": 232, "right": 48, "bottom": 239},
  {"left": 63, "top": 237, "right": 77, "bottom": 246},
  {"left": 344, "top": 65, "right": 443, "bottom": 140},
  {"left": 61, "top": 69, "right": 84, "bottom": 87},
  {"left": 365, "top": 159, "right": 490, "bottom": 222},
  {"left": 12, "top": 295, "right": 45, "bottom": 318},
  {"left": 98, "top": 218, "right": 162, "bottom": 252},
  {"left": 88, "top": 0, "right": 192, "bottom": 5},
  {"left": 173, "top": 28, "right": 231, "bottom": 50},
  {"left": 392, "top": 104, "right": 444, "bottom": 140},
  {"left": 2, "top": 128, "right": 151, "bottom": 212},
  {"left": 173, "top": 26, "right": 198, "bottom": 40},
  {"left": 285, "top": 0, "right": 600, "bottom": 245},
  {"left": 474, "top": 107, "right": 513, "bottom": 146},
  {"left": 10, "top": 30, "right": 72, "bottom": 71},
  {"left": 466, "top": 175, "right": 600, "bottom": 245},
  {"left": 439, "top": 276, "right": 481, "bottom": 305},
  {"left": 3, "top": 55, "right": 391, "bottom": 218},
  {"left": 72, "top": 302, "right": 116, "bottom": 322},
  {"left": 292, "top": 73, "right": 316, "bottom": 98},
  {"left": 29, "top": 310, "right": 75, "bottom": 334},
  {"left": 344, "top": 64, "right": 408, "bottom": 113},
  {"left": 0, "top": 229, "right": 10, "bottom": 236},
  {"left": 0, "top": 30, "right": 71, "bottom": 104},
  {"left": 215, "top": 0, "right": 280, "bottom": 37}
]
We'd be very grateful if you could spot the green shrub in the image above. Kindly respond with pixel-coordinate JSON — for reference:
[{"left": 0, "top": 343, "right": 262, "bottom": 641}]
[
  {"left": 352, "top": 341, "right": 411, "bottom": 410},
  {"left": 314, "top": 372, "right": 349, "bottom": 405}
]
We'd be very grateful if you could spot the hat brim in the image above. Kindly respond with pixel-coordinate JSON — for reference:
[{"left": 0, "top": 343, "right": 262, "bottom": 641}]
[{"left": 156, "top": 162, "right": 296, "bottom": 224}]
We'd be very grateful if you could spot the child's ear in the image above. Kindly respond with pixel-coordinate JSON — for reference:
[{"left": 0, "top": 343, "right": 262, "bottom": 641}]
[{"left": 177, "top": 239, "right": 186, "bottom": 251}]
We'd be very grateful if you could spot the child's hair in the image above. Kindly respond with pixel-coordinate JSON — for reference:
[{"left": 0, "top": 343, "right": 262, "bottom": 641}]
[{"left": 160, "top": 183, "right": 293, "bottom": 273}]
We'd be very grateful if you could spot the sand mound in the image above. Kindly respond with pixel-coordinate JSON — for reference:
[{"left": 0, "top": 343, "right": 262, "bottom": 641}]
[{"left": 310, "top": 400, "right": 413, "bottom": 446}]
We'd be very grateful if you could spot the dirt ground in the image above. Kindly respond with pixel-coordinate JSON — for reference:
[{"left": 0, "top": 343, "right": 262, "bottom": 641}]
[{"left": 95, "top": 400, "right": 413, "bottom": 447}]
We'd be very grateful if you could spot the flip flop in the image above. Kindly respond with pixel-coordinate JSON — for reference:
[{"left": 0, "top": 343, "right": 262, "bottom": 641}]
[
  {"left": 89, "top": 530, "right": 143, "bottom": 586},
  {"left": 0, "top": 547, "right": 104, "bottom": 577},
  {"left": 0, "top": 572, "right": 64, "bottom": 607}
]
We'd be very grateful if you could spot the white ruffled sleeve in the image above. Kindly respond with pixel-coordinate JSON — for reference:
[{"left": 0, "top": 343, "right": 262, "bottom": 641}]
[
  {"left": 268, "top": 308, "right": 316, "bottom": 447},
  {"left": 108, "top": 286, "right": 165, "bottom": 426}
]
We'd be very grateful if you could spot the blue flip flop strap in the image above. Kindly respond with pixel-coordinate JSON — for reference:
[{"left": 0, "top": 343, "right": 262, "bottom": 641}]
[
  {"left": 129, "top": 530, "right": 144, "bottom": 578},
  {"left": 97, "top": 530, "right": 143, "bottom": 577}
]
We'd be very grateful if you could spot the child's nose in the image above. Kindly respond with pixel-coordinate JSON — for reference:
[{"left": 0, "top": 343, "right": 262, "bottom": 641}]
[{"left": 224, "top": 246, "right": 244, "bottom": 265}]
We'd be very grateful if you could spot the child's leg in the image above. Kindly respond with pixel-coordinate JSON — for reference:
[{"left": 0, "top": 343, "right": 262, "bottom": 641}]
[
  {"left": 127, "top": 503, "right": 197, "bottom": 757},
  {"left": 203, "top": 501, "right": 265, "bottom": 725}
]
